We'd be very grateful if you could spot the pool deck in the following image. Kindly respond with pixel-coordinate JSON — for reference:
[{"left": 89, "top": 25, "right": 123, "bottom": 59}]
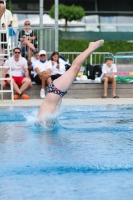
[{"left": 0, "top": 98, "right": 133, "bottom": 106}]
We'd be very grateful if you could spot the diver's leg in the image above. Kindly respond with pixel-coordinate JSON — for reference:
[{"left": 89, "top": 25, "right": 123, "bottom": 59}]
[{"left": 54, "top": 40, "right": 104, "bottom": 91}]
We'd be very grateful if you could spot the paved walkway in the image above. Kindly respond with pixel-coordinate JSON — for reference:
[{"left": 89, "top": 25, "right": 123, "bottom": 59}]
[{"left": 0, "top": 98, "right": 133, "bottom": 106}]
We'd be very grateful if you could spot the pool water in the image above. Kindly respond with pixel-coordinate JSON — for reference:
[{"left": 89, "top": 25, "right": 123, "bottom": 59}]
[{"left": 0, "top": 105, "right": 133, "bottom": 200}]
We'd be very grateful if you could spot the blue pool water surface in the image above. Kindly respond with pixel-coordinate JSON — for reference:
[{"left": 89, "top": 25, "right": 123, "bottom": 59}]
[{"left": 0, "top": 104, "right": 133, "bottom": 200}]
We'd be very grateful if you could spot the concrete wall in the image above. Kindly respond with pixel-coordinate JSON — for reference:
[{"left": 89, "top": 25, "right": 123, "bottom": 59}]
[{"left": 1, "top": 82, "right": 133, "bottom": 99}]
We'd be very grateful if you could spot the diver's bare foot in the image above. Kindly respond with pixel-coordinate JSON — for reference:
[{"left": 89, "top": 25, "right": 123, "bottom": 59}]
[{"left": 88, "top": 39, "right": 104, "bottom": 51}]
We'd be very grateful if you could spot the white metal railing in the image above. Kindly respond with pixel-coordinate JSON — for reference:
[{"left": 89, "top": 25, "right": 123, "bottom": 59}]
[
  {"left": 115, "top": 52, "right": 133, "bottom": 66},
  {"left": 90, "top": 52, "right": 114, "bottom": 65},
  {"left": 47, "top": 51, "right": 114, "bottom": 66}
]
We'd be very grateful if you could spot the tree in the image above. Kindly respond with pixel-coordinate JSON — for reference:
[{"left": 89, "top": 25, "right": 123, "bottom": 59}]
[
  {"left": 49, "top": 4, "right": 85, "bottom": 31},
  {"left": 6, "top": 2, "right": 13, "bottom": 12}
]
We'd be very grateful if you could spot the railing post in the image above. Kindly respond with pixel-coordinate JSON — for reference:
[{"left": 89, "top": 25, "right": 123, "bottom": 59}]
[
  {"left": 39, "top": 0, "right": 43, "bottom": 50},
  {"left": 55, "top": 0, "right": 58, "bottom": 51},
  {"left": 90, "top": 54, "right": 92, "bottom": 65}
]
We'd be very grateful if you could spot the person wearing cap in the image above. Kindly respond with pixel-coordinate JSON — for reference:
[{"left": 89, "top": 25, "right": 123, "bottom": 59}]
[
  {"left": 37, "top": 40, "right": 104, "bottom": 127},
  {"left": 102, "top": 57, "right": 119, "bottom": 99},
  {"left": 34, "top": 50, "right": 52, "bottom": 98}
]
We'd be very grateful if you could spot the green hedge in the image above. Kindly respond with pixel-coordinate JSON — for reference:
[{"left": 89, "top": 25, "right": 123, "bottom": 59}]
[{"left": 59, "top": 39, "right": 133, "bottom": 55}]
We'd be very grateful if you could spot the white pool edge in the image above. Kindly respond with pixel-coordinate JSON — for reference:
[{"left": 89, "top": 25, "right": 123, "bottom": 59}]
[{"left": 0, "top": 98, "right": 133, "bottom": 106}]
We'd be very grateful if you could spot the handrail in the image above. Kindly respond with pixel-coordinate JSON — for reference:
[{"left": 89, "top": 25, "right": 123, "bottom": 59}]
[
  {"left": 114, "top": 56, "right": 133, "bottom": 58},
  {"left": 90, "top": 52, "right": 114, "bottom": 65},
  {"left": 48, "top": 52, "right": 114, "bottom": 65},
  {"left": 114, "top": 52, "right": 133, "bottom": 65}
]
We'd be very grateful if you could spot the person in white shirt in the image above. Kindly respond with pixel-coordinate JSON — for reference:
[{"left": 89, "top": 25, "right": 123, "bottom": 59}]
[
  {"left": 18, "top": 20, "right": 37, "bottom": 60},
  {"left": 0, "top": 0, "right": 5, "bottom": 19},
  {"left": 34, "top": 50, "right": 52, "bottom": 99},
  {"left": 1, "top": 8, "right": 13, "bottom": 26},
  {"left": 102, "top": 57, "right": 119, "bottom": 98},
  {"left": 48, "top": 51, "right": 67, "bottom": 81},
  {"left": 30, "top": 51, "right": 39, "bottom": 80},
  {"left": 31, "top": 51, "right": 39, "bottom": 65},
  {"left": 0, "top": 5, "right": 13, "bottom": 65},
  {"left": 2, "top": 47, "right": 32, "bottom": 99}
]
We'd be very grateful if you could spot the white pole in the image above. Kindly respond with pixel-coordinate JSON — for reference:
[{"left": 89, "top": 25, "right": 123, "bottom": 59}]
[
  {"left": 55, "top": 0, "right": 58, "bottom": 51},
  {"left": 40, "top": 0, "right": 43, "bottom": 50}
]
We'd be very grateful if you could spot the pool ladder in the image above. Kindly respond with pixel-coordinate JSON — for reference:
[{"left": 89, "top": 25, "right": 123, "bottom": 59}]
[{"left": 0, "top": 16, "right": 14, "bottom": 102}]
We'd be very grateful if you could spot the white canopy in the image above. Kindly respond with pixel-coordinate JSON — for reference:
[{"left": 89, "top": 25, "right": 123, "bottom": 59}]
[{"left": 18, "top": 14, "right": 86, "bottom": 27}]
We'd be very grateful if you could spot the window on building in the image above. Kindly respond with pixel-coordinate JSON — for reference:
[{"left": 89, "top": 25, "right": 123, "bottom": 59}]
[
  {"left": 53, "top": 0, "right": 95, "bottom": 11},
  {"left": 11, "top": 0, "right": 39, "bottom": 11},
  {"left": 117, "top": 16, "right": 133, "bottom": 31},
  {"left": 82, "top": 15, "right": 99, "bottom": 31},
  {"left": 115, "top": 0, "right": 133, "bottom": 11},
  {"left": 100, "top": 16, "right": 117, "bottom": 31},
  {"left": 98, "top": 0, "right": 133, "bottom": 13},
  {"left": 98, "top": 0, "right": 115, "bottom": 11},
  {"left": 27, "top": 4, "right": 39, "bottom": 11}
]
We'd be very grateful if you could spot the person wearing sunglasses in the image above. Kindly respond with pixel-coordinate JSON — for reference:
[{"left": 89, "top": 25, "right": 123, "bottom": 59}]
[
  {"left": 34, "top": 50, "right": 52, "bottom": 99},
  {"left": 18, "top": 20, "right": 37, "bottom": 60},
  {"left": 2, "top": 47, "right": 32, "bottom": 100}
]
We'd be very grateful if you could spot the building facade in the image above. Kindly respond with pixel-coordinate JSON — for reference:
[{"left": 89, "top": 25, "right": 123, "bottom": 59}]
[
  {"left": 10, "top": 0, "right": 133, "bottom": 15},
  {"left": 10, "top": 0, "right": 133, "bottom": 32}
]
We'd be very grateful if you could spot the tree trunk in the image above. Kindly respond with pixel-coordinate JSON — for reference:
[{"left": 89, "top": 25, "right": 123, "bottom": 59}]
[{"left": 65, "top": 19, "right": 68, "bottom": 31}]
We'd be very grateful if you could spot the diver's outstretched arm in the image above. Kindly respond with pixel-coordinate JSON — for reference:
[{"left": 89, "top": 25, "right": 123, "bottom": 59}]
[{"left": 54, "top": 39, "right": 104, "bottom": 92}]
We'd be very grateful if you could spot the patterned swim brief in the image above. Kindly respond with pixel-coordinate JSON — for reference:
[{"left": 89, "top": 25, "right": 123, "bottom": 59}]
[{"left": 47, "top": 82, "right": 67, "bottom": 97}]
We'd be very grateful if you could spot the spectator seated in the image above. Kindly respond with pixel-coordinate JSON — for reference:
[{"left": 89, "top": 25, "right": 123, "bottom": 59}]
[{"left": 18, "top": 20, "right": 38, "bottom": 60}]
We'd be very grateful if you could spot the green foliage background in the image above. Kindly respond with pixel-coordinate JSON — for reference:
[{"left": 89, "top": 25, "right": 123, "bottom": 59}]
[
  {"left": 59, "top": 39, "right": 133, "bottom": 64},
  {"left": 49, "top": 4, "right": 84, "bottom": 21},
  {"left": 59, "top": 39, "right": 133, "bottom": 55},
  {"left": 6, "top": 2, "right": 13, "bottom": 12}
]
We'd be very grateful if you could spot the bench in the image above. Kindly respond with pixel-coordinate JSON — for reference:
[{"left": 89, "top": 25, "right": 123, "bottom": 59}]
[{"left": 0, "top": 81, "right": 133, "bottom": 99}]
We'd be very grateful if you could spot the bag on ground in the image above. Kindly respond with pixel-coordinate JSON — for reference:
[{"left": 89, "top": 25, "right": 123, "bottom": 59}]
[{"left": 83, "top": 63, "right": 102, "bottom": 80}]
